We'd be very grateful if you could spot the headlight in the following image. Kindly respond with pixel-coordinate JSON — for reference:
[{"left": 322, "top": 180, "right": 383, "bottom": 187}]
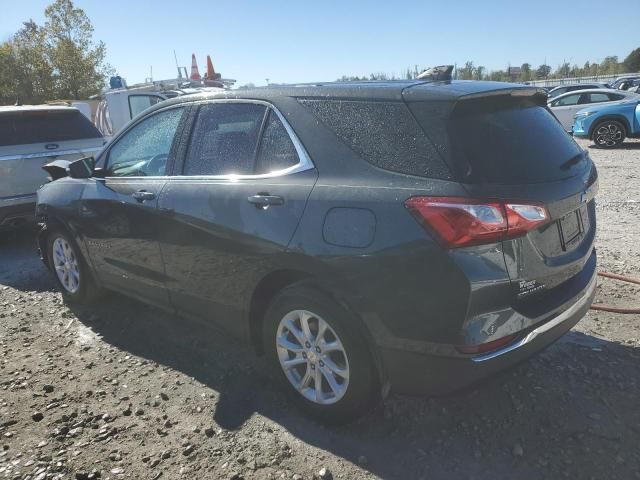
[{"left": 574, "top": 111, "right": 597, "bottom": 120}]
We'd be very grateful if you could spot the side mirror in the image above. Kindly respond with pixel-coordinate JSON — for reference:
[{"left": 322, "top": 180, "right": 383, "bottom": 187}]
[{"left": 67, "top": 156, "right": 95, "bottom": 179}]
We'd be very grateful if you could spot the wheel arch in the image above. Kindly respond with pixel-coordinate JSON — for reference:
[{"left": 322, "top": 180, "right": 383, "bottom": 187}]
[
  {"left": 248, "top": 267, "right": 389, "bottom": 395},
  {"left": 38, "top": 214, "right": 99, "bottom": 286},
  {"left": 588, "top": 114, "right": 631, "bottom": 139}
]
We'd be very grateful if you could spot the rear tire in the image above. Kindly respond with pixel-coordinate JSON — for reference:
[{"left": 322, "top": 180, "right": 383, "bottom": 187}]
[
  {"left": 263, "top": 283, "right": 379, "bottom": 424},
  {"left": 47, "top": 229, "right": 100, "bottom": 305},
  {"left": 592, "top": 120, "right": 626, "bottom": 148}
]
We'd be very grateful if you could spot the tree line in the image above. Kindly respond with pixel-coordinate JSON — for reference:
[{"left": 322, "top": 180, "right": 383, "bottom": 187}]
[
  {"left": 337, "top": 48, "right": 640, "bottom": 82},
  {"left": 0, "top": 0, "right": 111, "bottom": 106}
]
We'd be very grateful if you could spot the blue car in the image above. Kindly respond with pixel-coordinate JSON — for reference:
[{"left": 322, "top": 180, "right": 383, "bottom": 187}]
[{"left": 572, "top": 97, "right": 640, "bottom": 147}]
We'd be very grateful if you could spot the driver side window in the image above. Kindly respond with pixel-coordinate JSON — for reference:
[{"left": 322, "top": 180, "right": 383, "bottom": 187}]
[{"left": 106, "top": 107, "right": 185, "bottom": 177}]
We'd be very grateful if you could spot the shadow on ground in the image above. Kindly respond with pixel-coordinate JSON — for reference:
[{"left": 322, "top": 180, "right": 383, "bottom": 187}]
[
  {"left": 588, "top": 141, "right": 640, "bottom": 150},
  {"left": 2, "top": 230, "right": 639, "bottom": 479}
]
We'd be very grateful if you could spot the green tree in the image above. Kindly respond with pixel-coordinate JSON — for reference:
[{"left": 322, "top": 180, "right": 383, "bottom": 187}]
[
  {"left": 43, "top": 0, "right": 111, "bottom": 99},
  {"left": 488, "top": 69, "right": 509, "bottom": 82},
  {"left": 458, "top": 61, "right": 475, "bottom": 80},
  {"left": 520, "top": 63, "right": 532, "bottom": 82},
  {"left": 0, "top": 42, "right": 21, "bottom": 105},
  {"left": 623, "top": 48, "right": 640, "bottom": 73},
  {"left": 536, "top": 64, "right": 551, "bottom": 79},
  {"left": 554, "top": 62, "right": 571, "bottom": 78},
  {"left": 600, "top": 56, "right": 619, "bottom": 75},
  {"left": 11, "top": 20, "right": 54, "bottom": 103}
]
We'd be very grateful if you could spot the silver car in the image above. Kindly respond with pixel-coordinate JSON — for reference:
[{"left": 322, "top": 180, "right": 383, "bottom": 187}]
[
  {"left": 548, "top": 88, "right": 638, "bottom": 132},
  {"left": 0, "top": 105, "right": 104, "bottom": 229},
  {"left": 547, "top": 83, "right": 606, "bottom": 99}
]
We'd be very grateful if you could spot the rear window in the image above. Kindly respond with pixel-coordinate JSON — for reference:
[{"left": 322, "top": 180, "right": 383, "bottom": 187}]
[
  {"left": 298, "top": 99, "right": 451, "bottom": 180},
  {"left": 409, "top": 96, "right": 585, "bottom": 184},
  {"left": 0, "top": 109, "right": 102, "bottom": 147}
]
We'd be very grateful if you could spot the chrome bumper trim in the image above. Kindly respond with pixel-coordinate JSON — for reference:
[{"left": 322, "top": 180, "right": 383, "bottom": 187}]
[{"left": 472, "top": 271, "right": 597, "bottom": 363}]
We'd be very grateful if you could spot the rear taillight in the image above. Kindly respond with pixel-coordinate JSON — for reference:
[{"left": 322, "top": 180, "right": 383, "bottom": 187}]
[{"left": 404, "top": 196, "right": 549, "bottom": 248}]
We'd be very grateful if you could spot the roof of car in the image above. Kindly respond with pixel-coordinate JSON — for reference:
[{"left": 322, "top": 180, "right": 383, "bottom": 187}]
[
  {"left": 549, "top": 83, "right": 605, "bottom": 91},
  {"left": 155, "top": 80, "right": 545, "bottom": 111},
  {"left": 551, "top": 88, "right": 629, "bottom": 97},
  {"left": 0, "top": 104, "right": 79, "bottom": 115}
]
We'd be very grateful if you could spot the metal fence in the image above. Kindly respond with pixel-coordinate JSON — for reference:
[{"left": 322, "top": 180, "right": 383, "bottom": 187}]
[{"left": 528, "top": 73, "right": 640, "bottom": 87}]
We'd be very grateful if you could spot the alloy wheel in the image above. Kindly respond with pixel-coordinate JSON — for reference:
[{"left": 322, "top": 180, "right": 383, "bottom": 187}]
[
  {"left": 276, "top": 309, "right": 350, "bottom": 405},
  {"left": 594, "top": 123, "right": 623, "bottom": 147},
  {"left": 52, "top": 237, "right": 81, "bottom": 294}
]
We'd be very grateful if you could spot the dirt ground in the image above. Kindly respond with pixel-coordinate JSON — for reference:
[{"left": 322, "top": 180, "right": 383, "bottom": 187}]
[{"left": 1, "top": 138, "right": 639, "bottom": 480}]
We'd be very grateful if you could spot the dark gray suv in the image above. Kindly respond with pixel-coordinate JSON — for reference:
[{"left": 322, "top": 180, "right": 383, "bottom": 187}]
[{"left": 36, "top": 79, "right": 598, "bottom": 422}]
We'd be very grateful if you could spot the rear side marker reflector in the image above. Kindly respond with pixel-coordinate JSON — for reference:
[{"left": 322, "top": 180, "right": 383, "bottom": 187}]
[
  {"left": 456, "top": 334, "right": 517, "bottom": 355},
  {"left": 405, "top": 196, "right": 549, "bottom": 248}
]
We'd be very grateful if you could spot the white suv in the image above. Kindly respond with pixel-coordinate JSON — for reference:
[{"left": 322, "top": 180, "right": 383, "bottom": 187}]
[{"left": 0, "top": 105, "right": 104, "bottom": 229}]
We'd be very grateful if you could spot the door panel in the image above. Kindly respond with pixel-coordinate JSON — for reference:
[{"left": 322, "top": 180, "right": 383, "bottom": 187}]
[
  {"left": 157, "top": 171, "right": 317, "bottom": 337},
  {"left": 80, "top": 178, "right": 170, "bottom": 305},
  {"left": 79, "top": 105, "right": 189, "bottom": 306},
  {"left": 156, "top": 101, "right": 317, "bottom": 337}
]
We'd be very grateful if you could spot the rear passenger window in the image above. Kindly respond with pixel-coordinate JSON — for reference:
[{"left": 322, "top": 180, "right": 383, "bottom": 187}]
[
  {"left": 184, "top": 103, "right": 266, "bottom": 176},
  {"left": 555, "top": 94, "right": 581, "bottom": 106},
  {"left": 589, "top": 93, "right": 610, "bottom": 103},
  {"left": 255, "top": 111, "right": 299, "bottom": 174},
  {"left": 298, "top": 99, "right": 451, "bottom": 179}
]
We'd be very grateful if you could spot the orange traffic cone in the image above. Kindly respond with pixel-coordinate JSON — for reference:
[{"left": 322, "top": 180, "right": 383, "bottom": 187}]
[
  {"left": 206, "top": 55, "right": 216, "bottom": 79},
  {"left": 190, "top": 54, "right": 201, "bottom": 81}
]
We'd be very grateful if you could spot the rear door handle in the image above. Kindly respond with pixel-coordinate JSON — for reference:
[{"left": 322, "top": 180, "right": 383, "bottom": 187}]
[
  {"left": 132, "top": 190, "right": 156, "bottom": 202},
  {"left": 247, "top": 194, "right": 284, "bottom": 208}
]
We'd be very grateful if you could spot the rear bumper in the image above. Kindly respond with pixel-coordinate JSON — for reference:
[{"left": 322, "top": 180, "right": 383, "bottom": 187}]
[{"left": 379, "top": 267, "right": 597, "bottom": 396}]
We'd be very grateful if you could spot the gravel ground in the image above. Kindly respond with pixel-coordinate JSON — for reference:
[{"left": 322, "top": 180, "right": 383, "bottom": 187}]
[{"left": 1, "top": 139, "right": 639, "bottom": 480}]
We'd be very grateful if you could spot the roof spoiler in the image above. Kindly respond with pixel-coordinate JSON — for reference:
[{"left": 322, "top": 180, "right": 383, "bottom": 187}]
[{"left": 416, "top": 65, "right": 454, "bottom": 81}]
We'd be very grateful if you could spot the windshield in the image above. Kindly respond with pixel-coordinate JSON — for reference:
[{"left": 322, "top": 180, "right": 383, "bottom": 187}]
[{"left": 409, "top": 96, "right": 585, "bottom": 184}]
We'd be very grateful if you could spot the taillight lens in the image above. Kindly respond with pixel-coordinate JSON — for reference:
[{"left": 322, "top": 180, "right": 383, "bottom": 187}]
[{"left": 405, "top": 196, "right": 549, "bottom": 248}]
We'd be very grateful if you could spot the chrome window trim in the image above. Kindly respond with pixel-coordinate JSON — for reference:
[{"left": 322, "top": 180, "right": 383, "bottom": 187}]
[
  {"left": 175, "top": 99, "right": 315, "bottom": 180},
  {"left": 0, "top": 146, "right": 103, "bottom": 162},
  {"left": 101, "top": 99, "right": 315, "bottom": 181}
]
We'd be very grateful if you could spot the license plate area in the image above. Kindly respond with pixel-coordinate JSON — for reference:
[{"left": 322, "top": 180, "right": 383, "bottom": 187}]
[{"left": 559, "top": 209, "right": 583, "bottom": 250}]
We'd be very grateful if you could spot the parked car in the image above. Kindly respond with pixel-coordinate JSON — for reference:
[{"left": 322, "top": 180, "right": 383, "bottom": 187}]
[
  {"left": 36, "top": 81, "right": 598, "bottom": 422},
  {"left": 609, "top": 75, "right": 640, "bottom": 90},
  {"left": 0, "top": 105, "right": 104, "bottom": 230},
  {"left": 572, "top": 96, "right": 640, "bottom": 147},
  {"left": 548, "top": 88, "right": 637, "bottom": 131},
  {"left": 547, "top": 83, "right": 606, "bottom": 99}
]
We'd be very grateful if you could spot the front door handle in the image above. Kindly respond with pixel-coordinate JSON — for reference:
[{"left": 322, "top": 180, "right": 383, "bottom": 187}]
[
  {"left": 132, "top": 190, "right": 156, "bottom": 202},
  {"left": 247, "top": 194, "right": 284, "bottom": 209}
]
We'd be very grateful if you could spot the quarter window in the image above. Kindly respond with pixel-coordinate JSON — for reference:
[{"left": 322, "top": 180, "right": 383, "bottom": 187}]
[
  {"left": 183, "top": 103, "right": 266, "bottom": 176},
  {"left": 106, "top": 107, "right": 185, "bottom": 177},
  {"left": 588, "top": 93, "right": 610, "bottom": 103},
  {"left": 299, "top": 99, "right": 451, "bottom": 179},
  {"left": 255, "top": 111, "right": 299, "bottom": 174}
]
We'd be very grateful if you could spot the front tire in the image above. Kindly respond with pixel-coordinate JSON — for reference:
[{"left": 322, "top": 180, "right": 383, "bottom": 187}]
[
  {"left": 47, "top": 229, "right": 99, "bottom": 305},
  {"left": 592, "top": 120, "right": 626, "bottom": 148},
  {"left": 263, "top": 284, "right": 379, "bottom": 424}
]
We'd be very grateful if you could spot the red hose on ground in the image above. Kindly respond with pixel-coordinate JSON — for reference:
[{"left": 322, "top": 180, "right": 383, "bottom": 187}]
[{"left": 589, "top": 271, "right": 640, "bottom": 314}]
